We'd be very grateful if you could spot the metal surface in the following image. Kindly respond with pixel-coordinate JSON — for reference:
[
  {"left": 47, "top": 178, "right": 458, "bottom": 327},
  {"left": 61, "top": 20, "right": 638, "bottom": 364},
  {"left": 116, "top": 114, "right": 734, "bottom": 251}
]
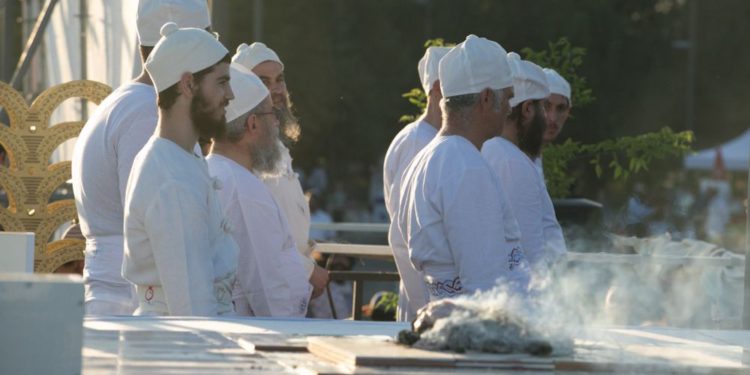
[
  {"left": 311, "top": 222, "right": 390, "bottom": 233},
  {"left": 10, "top": 0, "right": 59, "bottom": 89}
]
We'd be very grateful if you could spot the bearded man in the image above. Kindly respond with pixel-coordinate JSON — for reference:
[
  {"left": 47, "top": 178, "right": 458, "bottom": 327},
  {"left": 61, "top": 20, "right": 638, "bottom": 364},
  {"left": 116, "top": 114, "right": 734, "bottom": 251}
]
[
  {"left": 71, "top": 0, "right": 213, "bottom": 316},
  {"left": 207, "top": 64, "right": 311, "bottom": 317},
  {"left": 482, "top": 53, "right": 565, "bottom": 274},
  {"left": 398, "top": 35, "right": 530, "bottom": 301},
  {"left": 122, "top": 23, "right": 238, "bottom": 316},
  {"left": 233, "top": 42, "right": 328, "bottom": 298}
]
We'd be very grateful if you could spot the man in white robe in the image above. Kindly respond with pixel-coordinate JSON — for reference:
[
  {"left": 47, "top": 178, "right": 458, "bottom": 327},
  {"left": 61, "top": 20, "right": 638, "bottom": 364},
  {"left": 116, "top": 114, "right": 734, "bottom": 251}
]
[
  {"left": 383, "top": 46, "right": 450, "bottom": 321},
  {"left": 72, "top": 0, "right": 212, "bottom": 315},
  {"left": 207, "top": 64, "right": 311, "bottom": 317},
  {"left": 232, "top": 42, "right": 329, "bottom": 298},
  {"left": 482, "top": 53, "right": 566, "bottom": 274},
  {"left": 398, "top": 35, "right": 530, "bottom": 301},
  {"left": 122, "top": 23, "right": 238, "bottom": 316}
]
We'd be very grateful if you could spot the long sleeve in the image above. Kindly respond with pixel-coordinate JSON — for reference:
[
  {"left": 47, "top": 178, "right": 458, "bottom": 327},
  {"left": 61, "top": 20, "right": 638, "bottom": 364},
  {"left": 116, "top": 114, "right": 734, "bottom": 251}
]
[
  {"left": 541, "top": 191, "right": 566, "bottom": 262},
  {"left": 486, "top": 155, "right": 545, "bottom": 267},
  {"left": 116, "top": 111, "right": 157, "bottom": 207},
  {"left": 144, "top": 182, "right": 217, "bottom": 316},
  {"left": 236, "top": 195, "right": 308, "bottom": 317},
  {"left": 443, "top": 167, "right": 524, "bottom": 293}
]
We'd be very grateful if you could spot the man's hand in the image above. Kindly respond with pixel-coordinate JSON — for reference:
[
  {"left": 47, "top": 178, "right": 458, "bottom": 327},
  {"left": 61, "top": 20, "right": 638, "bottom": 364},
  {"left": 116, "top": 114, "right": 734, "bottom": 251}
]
[{"left": 309, "top": 264, "right": 329, "bottom": 299}]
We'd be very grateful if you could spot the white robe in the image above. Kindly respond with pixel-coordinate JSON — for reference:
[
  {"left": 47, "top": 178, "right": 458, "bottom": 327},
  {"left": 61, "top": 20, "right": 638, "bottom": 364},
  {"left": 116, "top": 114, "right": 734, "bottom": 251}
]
[
  {"left": 398, "top": 135, "right": 530, "bottom": 301},
  {"left": 123, "top": 137, "right": 238, "bottom": 316},
  {"left": 383, "top": 118, "right": 437, "bottom": 321},
  {"left": 207, "top": 154, "right": 311, "bottom": 317},
  {"left": 533, "top": 156, "right": 568, "bottom": 263},
  {"left": 72, "top": 82, "right": 156, "bottom": 314},
  {"left": 260, "top": 142, "right": 315, "bottom": 278}
]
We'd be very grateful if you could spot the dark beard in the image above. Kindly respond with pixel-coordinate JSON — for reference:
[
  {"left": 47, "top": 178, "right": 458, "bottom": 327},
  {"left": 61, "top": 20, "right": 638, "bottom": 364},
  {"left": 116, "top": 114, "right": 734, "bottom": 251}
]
[
  {"left": 518, "top": 107, "right": 546, "bottom": 158},
  {"left": 190, "top": 92, "right": 227, "bottom": 140}
]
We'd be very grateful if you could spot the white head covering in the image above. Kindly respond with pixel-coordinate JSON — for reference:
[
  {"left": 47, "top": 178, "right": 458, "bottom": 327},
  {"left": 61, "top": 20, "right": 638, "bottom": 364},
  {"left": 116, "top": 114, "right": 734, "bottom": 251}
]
[
  {"left": 438, "top": 35, "right": 513, "bottom": 98},
  {"left": 417, "top": 46, "right": 451, "bottom": 95},
  {"left": 226, "top": 63, "right": 271, "bottom": 122},
  {"left": 137, "top": 0, "right": 211, "bottom": 47},
  {"left": 506, "top": 52, "right": 550, "bottom": 108},
  {"left": 145, "top": 22, "right": 229, "bottom": 93},
  {"left": 232, "top": 42, "right": 284, "bottom": 71},
  {"left": 543, "top": 68, "right": 572, "bottom": 107}
]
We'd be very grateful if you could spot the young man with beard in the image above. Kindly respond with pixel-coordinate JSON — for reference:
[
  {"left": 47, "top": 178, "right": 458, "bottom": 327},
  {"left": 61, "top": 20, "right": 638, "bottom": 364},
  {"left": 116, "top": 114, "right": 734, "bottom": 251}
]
[
  {"left": 122, "top": 23, "right": 238, "bottom": 316},
  {"left": 482, "top": 53, "right": 566, "bottom": 274},
  {"left": 383, "top": 46, "right": 450, "bottom": 321},
  {"left": 207, "top": 65, "right": 311, "bottom": 317},
  {"left": 397, "top": 35, "right": 530, "bottom": 301},
  {"left": 232, "top": 42, "right": 329, "bottom": 299},
  {"left": 72, "top": 0, "right": 214, "bottom": 316}
]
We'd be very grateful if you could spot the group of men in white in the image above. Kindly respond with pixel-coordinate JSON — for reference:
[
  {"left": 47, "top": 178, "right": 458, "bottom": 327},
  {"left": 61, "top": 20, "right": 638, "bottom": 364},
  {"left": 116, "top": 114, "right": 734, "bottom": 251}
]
[
  {"left": 384, "top": 39, "right": 573, "bottom": 320},
  {"left": 71, "top": 0, "right": 572, "bottom": 319},
  {"left": 72, "top": 0, "right": 326, "bottom": 316}
]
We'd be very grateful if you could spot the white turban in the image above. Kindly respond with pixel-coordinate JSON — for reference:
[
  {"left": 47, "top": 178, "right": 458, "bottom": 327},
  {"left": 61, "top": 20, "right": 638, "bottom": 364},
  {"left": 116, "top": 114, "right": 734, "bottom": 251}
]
[
  {"left": 137, "top": 0, "right": 211, "bottom": 47},
  {"left": 417, "top": 46, "right": 451, "bottom": 95},
  {"left": 232, "top": 42, "right": 284, "bottom": 71},
  {"left": 438, "top": 35, "right": 513, "bottom": 98},
  {"left": 507, "top": 52, "right": 550, "bottom": 108},
  {"left": 543, "top": 68, "right": 572, "bottom": 107},
  {"left": 145, "top": 22, "right": 229, "bottom": 93},
  {"left": 225, "top": 63, "right": 271, "bottom": 122}
]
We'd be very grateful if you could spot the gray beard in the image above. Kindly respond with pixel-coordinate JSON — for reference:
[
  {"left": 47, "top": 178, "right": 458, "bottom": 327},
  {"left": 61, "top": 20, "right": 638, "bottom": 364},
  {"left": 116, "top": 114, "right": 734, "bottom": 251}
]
[{"left": 251, "top": 136, "right": 282, "bottom": 175}]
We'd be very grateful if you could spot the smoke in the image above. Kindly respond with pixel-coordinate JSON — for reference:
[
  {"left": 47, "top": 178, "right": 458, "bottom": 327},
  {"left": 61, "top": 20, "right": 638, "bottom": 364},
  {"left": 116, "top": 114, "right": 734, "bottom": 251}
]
[{"left": 408, "top": 231, "right": 745, "bottom": 354}]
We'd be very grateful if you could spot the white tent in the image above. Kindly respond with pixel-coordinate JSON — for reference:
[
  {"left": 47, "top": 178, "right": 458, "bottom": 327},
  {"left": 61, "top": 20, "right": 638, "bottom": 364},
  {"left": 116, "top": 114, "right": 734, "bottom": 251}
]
[{"left": 683, "top": 129, "right": 750, "bottom": 171}]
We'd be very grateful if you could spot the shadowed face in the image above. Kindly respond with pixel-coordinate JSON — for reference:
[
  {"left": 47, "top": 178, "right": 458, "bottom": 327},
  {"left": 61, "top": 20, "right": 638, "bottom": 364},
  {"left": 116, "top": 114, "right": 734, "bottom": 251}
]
[
  {"left": 249, "top": 97, "right": 282, "bottom": 173},
  {"left": 543, "top": 93, "right": 570, "bottom": 143},
  {"left": 252, "top": 60, "right": 287, "bottom": 108}
]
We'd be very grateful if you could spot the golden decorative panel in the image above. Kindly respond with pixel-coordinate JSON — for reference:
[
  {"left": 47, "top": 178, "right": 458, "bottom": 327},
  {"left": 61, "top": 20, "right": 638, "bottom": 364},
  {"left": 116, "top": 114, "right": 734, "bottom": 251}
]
[{"left": 0, "top": 80, "right": 111, "bottom": 273}]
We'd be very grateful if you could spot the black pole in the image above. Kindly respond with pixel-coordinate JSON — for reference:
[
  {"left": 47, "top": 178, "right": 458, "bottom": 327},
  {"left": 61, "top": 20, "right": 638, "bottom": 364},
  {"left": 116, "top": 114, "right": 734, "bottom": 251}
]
[{"left": 10, "top": 0, "right": 59, "bottom": 90}]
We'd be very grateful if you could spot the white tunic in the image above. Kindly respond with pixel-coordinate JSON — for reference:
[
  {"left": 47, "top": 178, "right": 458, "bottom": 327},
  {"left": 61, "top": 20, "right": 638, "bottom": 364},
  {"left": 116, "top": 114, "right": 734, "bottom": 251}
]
[
  {"left": 383, "top": 119, "right": 437, "bottom": 321},
  {"left": 123, "top": 137, "right": 238, "bottom": 316},
  {"left": 261, "top": 143, "right": 315, "bottom": 278},
  {"left": 534, "top": 156, "right": 567, "bottom": 265},
  {"left": 482, "top": 138, "right": 542, "bottom": 261},
  {"left": 72, "top": 82, "right": 157, "bottom": 312},
  {"left": 208, "top": 154, "right": 311, "bottom": 317},
  {"left": 398, "top": 135, "right": 530, "bottom": 301}
]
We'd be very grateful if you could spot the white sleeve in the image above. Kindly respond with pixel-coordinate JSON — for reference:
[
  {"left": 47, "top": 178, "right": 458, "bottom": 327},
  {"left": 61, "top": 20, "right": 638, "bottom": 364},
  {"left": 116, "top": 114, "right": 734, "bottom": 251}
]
[
  {"left": 443, "top": 167, "right": 521, "bottom": 293},
  {"left": 144, "top": 182, "right": 217, "bottom": 316},
  {"left": 233, "top": 195, "right": 301, "bottom": 317},
  {"left": 490, "top": 157, "right": 544, "bottom": 265},
  {"left": 541, "top": 190, "right": 566, "bottom": 261},
  {"left": 116, "top": 111, "right": 156, "bottom": 206}
]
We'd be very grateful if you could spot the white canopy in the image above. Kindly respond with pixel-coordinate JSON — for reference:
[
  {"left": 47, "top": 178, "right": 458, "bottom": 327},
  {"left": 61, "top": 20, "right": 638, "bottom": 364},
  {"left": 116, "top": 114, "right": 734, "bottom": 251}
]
[{"left": 683, "top": 129, "right": 750, "bottom": 171}]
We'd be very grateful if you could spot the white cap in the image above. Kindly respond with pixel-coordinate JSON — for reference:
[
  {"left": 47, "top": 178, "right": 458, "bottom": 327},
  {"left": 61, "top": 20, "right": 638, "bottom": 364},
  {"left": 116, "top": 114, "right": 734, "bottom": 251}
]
[
  {"left": 507, "top": 52, "right": 550, "bottom": 108},
  {"left": 232, "top": 42, "right": 284, "bottom": 71},
  {"left": 438, "top": 35, "right": 513, "bottom": 98},
  {"left": 417, "top": 46, "right": 451, "bottom": 95},
  {"left": 145, "top": 22, "right": 229, "bottom": 93},
  {"left": 543, "top": 68, "right": 572, "bottom": 107},
  {"left": 137, "top": 0, "right": 211, "bottom": 47},
  {"left": 225, "top": 63, "right": 270, "bottom": 122}
]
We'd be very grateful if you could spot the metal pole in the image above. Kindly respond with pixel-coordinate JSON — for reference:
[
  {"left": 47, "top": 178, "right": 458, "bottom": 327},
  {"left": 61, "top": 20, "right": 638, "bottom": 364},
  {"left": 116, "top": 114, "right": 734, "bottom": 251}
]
[
  {"left": 685, "top": 0, "right": 697, "bottom": 132},
  {"left": 9, "top": 0, "right": 59, "bottom": 90},
  {"left": 79, "top": 0, "right": 87, "bottom": 119},
  {"left": 743, "top": 147, "right": 750, "bottom": 329},
  {"left": 253, "top": 0, "right": 263, "bottom": 41}
]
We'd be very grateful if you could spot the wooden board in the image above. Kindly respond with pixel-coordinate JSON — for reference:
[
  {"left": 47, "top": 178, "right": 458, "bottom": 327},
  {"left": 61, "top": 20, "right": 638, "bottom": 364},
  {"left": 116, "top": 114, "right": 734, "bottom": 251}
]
[{"left": 308, "top": 331, "right": 750, "bottom": 374}]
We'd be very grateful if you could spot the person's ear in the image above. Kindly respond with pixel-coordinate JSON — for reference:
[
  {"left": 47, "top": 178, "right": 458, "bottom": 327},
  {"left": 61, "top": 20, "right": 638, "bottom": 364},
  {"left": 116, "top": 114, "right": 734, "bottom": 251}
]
[
  {"left": 521, "top": 100, "right": 534, "bottom": 121},
  {"left": 177, "top": 72, "right": 195, "bottom": 97}
]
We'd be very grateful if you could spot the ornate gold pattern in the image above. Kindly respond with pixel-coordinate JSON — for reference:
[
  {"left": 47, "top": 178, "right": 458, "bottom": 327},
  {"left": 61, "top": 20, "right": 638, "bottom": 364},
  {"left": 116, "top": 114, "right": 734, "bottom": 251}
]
[{"left": 0, "top": 80, "right": 111, "bottom": 272}]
